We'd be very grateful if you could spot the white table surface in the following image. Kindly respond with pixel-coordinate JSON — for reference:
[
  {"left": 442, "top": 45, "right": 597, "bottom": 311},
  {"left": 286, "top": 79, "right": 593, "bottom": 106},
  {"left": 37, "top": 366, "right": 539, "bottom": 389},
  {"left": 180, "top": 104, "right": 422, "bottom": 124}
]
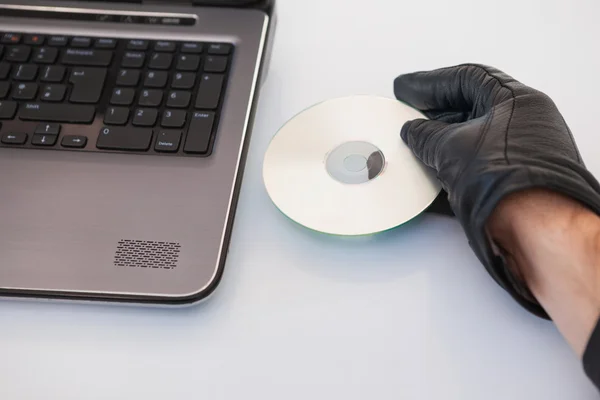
[{"left": 2, "top": 0, "right": 600, "bottom": 399}]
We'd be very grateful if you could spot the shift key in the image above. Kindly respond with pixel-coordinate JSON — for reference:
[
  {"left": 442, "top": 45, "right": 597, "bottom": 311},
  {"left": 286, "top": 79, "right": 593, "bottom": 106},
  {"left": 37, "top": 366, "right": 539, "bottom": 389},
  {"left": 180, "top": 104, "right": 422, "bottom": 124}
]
[
  {"left": 20, "top": 103, "right": 96, "bottom": 123},
  {"left": 184, "top": 111, "right": 215, "bottom": 154}
]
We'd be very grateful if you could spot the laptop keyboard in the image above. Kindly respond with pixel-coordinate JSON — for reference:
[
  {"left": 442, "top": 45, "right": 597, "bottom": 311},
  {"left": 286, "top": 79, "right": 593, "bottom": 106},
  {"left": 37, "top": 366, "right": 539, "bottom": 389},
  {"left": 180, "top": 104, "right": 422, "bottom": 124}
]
[{"left": 0, "top": 32, "right": 233, "bottom": 156}]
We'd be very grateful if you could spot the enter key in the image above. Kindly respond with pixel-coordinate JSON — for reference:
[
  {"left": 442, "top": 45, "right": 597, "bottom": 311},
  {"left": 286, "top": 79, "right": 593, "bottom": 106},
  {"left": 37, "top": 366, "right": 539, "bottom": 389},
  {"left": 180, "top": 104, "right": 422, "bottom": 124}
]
[
  {"left": 69, "top": 67, "right": 107, "bottom": 104},
  {"left": 184, "top": 111, "right": 215, "bottom": 154}
]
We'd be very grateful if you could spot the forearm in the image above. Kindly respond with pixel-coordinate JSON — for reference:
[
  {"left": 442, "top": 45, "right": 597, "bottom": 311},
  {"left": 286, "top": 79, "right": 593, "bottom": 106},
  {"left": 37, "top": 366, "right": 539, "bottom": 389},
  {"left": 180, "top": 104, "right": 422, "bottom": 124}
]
[{"left": 487, "top": 189, "right": 600, "bottom": 357}]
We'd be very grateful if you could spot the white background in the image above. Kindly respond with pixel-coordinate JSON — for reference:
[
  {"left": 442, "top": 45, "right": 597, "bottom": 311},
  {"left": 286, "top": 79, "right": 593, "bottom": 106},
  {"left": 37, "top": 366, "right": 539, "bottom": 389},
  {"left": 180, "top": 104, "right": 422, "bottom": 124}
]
[{"left": 2, "top": 0, "right": 600, "bottom": 399}]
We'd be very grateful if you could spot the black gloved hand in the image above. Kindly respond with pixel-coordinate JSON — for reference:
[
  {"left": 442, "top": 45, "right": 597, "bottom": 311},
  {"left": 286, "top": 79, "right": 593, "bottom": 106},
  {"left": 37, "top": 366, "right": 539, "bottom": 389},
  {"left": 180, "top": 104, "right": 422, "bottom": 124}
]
[
  {"left": 394, "top": 64, "right": 600, "bottom": 318},
  {"left": 425, "top": 189, "right": 454, "bottom": 216}
]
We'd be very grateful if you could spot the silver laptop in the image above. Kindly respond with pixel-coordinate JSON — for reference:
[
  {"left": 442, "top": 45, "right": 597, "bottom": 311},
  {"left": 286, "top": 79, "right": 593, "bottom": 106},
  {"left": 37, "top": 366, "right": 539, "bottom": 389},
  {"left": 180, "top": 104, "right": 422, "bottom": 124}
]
[{"left": 0, "top": 0, "right": 276, "bottom": 305}]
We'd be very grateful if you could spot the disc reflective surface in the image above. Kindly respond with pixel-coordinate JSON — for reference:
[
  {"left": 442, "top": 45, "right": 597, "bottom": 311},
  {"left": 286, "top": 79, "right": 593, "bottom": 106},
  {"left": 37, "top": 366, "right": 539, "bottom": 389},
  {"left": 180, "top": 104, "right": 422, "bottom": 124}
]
[{"left": 262, "top": 95, "right": 442, "bottom": 236}]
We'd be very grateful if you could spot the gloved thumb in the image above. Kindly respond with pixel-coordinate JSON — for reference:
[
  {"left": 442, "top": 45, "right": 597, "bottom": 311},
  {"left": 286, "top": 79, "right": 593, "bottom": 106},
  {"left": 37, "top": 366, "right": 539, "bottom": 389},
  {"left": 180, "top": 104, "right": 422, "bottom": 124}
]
[{"left": 400, "top": 119, "right": 450, "bottom": 170}]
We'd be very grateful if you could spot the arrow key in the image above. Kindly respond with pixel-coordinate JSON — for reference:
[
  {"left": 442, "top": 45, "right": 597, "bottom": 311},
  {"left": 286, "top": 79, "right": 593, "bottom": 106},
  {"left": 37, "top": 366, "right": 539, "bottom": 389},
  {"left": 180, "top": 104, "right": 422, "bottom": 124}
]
[
  {"left": 35, "top": 123, "right": 60, "bottom": 135},
  {"left": 32, "top": 134, "right": 57, "bottom": 146},
  {"left": 61, "top": 135, "right": 87, "bottom": 148},
  {"left": 2, "top": 132, "right": 27, "bottom": 144}
]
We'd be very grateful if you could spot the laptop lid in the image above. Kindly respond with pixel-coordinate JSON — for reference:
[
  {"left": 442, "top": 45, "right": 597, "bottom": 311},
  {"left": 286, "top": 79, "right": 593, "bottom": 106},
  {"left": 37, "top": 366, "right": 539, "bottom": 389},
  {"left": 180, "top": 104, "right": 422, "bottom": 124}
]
[
  {"left": 0, "top": 0, "right": 275, "bottom": 25},
  {"left": 66, "top": 0, "right": 271, "bottom": 7}
]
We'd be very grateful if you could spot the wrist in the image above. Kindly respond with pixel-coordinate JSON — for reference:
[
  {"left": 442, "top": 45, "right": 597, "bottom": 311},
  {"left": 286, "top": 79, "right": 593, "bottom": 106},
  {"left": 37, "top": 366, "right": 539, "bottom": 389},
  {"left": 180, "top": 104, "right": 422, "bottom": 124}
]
[{"left": 487, "top": 188, "right": 600, "bottom": 357}]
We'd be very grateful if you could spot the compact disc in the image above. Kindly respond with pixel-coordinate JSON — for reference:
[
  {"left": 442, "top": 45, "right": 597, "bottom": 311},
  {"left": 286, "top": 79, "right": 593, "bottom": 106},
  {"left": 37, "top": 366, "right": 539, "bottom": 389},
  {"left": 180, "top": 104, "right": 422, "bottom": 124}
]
[{"left": 262, "top": 95, "right": 442, "bottom": 236}]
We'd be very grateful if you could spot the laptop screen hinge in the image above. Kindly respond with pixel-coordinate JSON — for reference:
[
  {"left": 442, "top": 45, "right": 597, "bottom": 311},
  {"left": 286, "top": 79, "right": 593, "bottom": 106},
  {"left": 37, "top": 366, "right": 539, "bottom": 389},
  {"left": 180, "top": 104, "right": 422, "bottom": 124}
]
[
  {"left": 143, "top": 0, "right": 274, "bottom": 13},
  {"left": 0, "top": 4, "right": 198, "bottom": 26},
  {"left": 142, "top": 0, "right": 190, "bottom": 4},
  {"left": 144, "top": 0, "right": 258, "bottom": 5},
  {"left": 188, "top": 0, "right": 273, "bottom": 11}
]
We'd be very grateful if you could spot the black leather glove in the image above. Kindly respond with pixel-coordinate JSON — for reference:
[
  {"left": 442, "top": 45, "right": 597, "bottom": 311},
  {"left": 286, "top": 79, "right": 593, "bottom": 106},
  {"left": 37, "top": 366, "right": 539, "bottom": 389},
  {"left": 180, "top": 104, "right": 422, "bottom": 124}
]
[
  {"left": 425, "top": 189, "right": 454, "bottom": 216},
  {"left": 394, "top": 64, "right": 600, "bottom": 318}
]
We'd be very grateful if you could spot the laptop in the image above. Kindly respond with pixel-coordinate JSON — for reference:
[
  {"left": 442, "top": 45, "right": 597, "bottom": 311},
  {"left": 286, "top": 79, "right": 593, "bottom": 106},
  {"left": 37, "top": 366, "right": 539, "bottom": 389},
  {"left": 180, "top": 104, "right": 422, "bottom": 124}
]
[{"left": 0, "top": 0, "right": 276, "bottom": 305}]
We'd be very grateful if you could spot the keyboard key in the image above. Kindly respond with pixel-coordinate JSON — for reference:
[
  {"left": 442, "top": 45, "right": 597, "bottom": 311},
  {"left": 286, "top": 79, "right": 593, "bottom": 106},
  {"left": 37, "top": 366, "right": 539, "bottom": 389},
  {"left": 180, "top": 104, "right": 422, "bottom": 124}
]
[
  {"left": 154, "top": 41, "right": 176, "bottom": 52},
  {"left": 12, "top": 83, "right": 38, "bottom": 100},
  {"left": 48, "top": 36, "right": 68, "bottom": 47},
  {"left": 195, "top": 74, "right": 224, "bottom": 109},
  {"left": 204, "top": 55, "right": 228, "bottom": 73},
  {"left": 61, "top": 135, "right": 87, "bottom": 148},
  {"left": 166, "top": 91, "right": 191, "bottom": 108},
  {"left": 143, "top": 71, "right": 168, "bottom": 88},
  {"left": 12, "top": 64, "right": 38, "bottom": 81},
  {"left": 161, "top": 110, "right": 187, "bottom": 128},
  {"left": 138, "top": 89, "right": 163, "bottom": 107},
  {"left": 41, "top": 84, "right": 66, "bottom": 102},
  {"left": 1, "top": 132, "right": 27, "bottom": 144},
  {"left": 104, "top": 107, "right": 129, "bottom": 125},
  {"left": 208, "top": 43, "right": 231, "bottom": 55},
  {"left": 132, "top": 108, "right": 158, "bottom": 127},
  {"left": 69, "top": 67, "right": 107, "bottom": 103},
  {"left": 41, "top": 66, "right": 65, "bottom": 82},
  {"left": 121, "top": 52, "right": 145, "bottom": 68},
  {"left": 19, "top": 103, "right": 95, "bottom": 123},
  {"left": 184, "top": 111, "right": 215, "bottom": 153},
  {"left": 148, "top": 53, "right": 172, "bottom": 70},
  {"left": 0, "top": 101, "right": 18, "bottom": 119},
  {"left": 110, "top": 88, "right": 136, "bottom": 106},
  {"left": 71, "top": 37, "right": 91, "bottom": 48},
  {"left": 35, "top": 123, "right": 61, "bottom": 135},
  {"left": 0, "top": 62, "right": 10, "bottom": 79},
  {"left": 0, "top": 82, "right": 10, "bottom": 99},
  {"left": 155, "top": 130, "right": 182, "bottom": 152},
  {"left": 62, "top": 48, "right": 113, "bottom": 67},
  {"left": 97, "top": 126, "right": 153, "bottom": 151},
  {"left": 171, "top": 72, "right": 195, "bottom": 89},
  {"left": 7, "top": 46, "right": 31, "bottom": 62},
  {"left": 127, "top": 40, "right": 149, "bottom": 51},
  {"left": 95, "top": 38, "right": 117, "bottom": 49},
  {"left": 181, "top": 42, "right": 203, "bottom": 54},
  {"left": 176, "top": 54, "right": 200, "bottom": 71},
  {"left": 32, "top": 134, "right": 57, "bottom": 146},
  {"left": 24, "top": 34, "right": 44, "bottom": 46},
  {"left": 33, "top": 47, "right": 58, "bottom": 64},
  {"left": 116, "top": 69, "right": 140, "bottom": 86},
  {"left": 1, "top": 33, "right": 21, "bottom": 44}
]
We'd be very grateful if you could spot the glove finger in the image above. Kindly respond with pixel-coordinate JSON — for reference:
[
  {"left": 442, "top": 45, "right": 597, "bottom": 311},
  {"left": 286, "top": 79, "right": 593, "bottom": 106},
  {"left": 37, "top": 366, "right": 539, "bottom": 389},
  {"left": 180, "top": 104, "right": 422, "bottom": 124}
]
[
  {"left": 424, "top": 189, "right": 455, "bottom": 217},
  {"left": 424, "top": 110, "right": 471, "bottom": 124},
  {"left": 394, "top": 64, "right": 518, "bottom": 118},
  {"left": 400, "top": 119, "right": 450, "bottom": 169}
]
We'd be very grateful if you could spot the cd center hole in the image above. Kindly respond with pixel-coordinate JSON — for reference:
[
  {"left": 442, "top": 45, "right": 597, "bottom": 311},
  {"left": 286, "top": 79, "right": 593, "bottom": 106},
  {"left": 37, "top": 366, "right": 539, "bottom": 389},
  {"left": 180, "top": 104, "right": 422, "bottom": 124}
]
[{"left": 343, "top": 154, "right": 367, "bottom": 172}]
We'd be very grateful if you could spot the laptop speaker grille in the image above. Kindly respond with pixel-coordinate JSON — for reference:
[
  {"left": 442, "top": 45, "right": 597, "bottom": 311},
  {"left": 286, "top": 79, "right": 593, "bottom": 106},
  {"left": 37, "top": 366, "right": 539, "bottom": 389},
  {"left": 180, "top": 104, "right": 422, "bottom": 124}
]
[{"left": 114, "top": 240, "right": 181, "bottom": 270}]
